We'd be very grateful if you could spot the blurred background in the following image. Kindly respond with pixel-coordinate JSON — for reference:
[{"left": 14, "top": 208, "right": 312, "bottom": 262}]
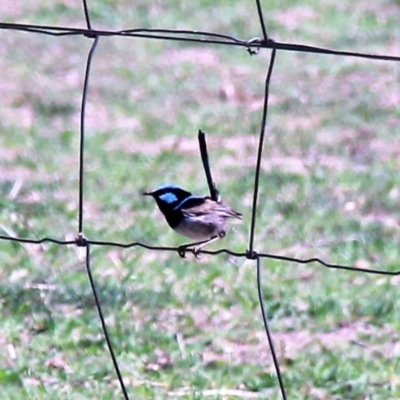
[{"left": 0, "top": 1, "right": 399, "bottom": 399}]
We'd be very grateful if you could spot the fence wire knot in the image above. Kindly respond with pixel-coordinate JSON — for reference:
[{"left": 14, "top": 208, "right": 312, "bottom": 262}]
[
  {"left": 75, "top": 233, "right": 88, "bottom": 247},
  {"left": 84, "top": 30, "right": 98, "bottom": 39},
  {"left": 246, "top": 249, "right": 259, "bottom": 260},
  {"left": 246, "top": 37, "right": 262, "bottom": 55}
]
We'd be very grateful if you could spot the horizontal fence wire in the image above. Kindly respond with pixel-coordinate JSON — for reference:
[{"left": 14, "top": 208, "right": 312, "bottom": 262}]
[
  {"left": 1, "top": 0, "right": 400, "bottom": 398},
  {"left": 1, "top": 22, "right": 400, "bottom": 62},
  {"left": 1, "top": 234, "right": 399, "bottom": 276}
]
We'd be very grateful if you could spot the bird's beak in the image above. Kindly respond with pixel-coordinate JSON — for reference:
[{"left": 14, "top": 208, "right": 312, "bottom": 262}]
[{"left": 142, "top": 190, "right": 153, "bottom": 196}]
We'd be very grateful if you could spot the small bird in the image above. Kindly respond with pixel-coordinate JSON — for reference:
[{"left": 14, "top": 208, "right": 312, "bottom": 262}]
[{"left": 143, "top": 184, "right": 242, "bottom": 257}]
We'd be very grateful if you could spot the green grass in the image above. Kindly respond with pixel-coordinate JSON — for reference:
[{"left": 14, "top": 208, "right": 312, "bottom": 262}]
[{"left": 0, "top": 0, "right": 399, "bottom": 399}]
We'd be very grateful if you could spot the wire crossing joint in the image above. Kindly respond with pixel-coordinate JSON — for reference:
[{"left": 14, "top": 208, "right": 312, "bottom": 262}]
[
  {"left": 246, "top": 249, "right": 259, "bottom": 260},
  {"left": 75, "top": 232, "right": 88, "bottom": 247}
]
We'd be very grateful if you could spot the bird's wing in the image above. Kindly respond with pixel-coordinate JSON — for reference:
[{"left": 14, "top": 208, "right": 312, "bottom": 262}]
[{"left": 179, "top": 197, "right": 242, "bottom": 220}]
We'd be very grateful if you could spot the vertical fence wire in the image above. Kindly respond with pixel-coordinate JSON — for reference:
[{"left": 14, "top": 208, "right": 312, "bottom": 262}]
[
  {"left": 256, "top": 256, "right": 287, "bottom": 400},
  {"left": 255, "top": 0, "right": 269, "bottom": 42},
  {"left": 82, "top": 0, "right": 92, "bottom": 30},
  {"left": 248, "top": 48, "right": 277, "bottom": 255},
  {"left": 78, "top": 36, "right": 98, "bottom": 234},
  {"left": 84, "top": 243, "right": 130, "bottom": 400}
]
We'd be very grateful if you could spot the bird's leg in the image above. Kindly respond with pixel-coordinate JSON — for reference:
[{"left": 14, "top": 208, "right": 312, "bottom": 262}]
[
  {"left": 193, "top": 236, "right": 220, "bottom": 259},
  {"left": 193, "top": 230, "right": 226, "bottom": 259},
  {"left": 178, "top": 238, "right": 213, "bottom": 259},
  {"left": 178, "top": 231, "right": 226, "bottom": 259}
]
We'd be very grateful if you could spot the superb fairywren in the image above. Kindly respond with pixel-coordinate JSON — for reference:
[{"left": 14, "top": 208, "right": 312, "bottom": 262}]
[{"left": 143, "top": 184, "right": 242, "bottom": 257}]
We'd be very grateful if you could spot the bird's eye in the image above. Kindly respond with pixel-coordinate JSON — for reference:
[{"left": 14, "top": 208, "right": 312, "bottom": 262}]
[{"left": 160, "top": 193, "right": 178, "bottom": 204}]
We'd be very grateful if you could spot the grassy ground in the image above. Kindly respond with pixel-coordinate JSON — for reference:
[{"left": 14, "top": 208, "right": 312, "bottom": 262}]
[{"left": 0, "top": 0, "right": 399, "bottom": 399}]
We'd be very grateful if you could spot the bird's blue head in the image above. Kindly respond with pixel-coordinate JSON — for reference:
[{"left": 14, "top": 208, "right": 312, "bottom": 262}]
[{"left": 143, "top": 184, "right": 192, "bottom": 215}]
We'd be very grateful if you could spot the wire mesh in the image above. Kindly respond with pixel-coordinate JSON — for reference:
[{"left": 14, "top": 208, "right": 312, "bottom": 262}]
[{"left": 0, "top": 0, "right": 399, "bottom": 399}]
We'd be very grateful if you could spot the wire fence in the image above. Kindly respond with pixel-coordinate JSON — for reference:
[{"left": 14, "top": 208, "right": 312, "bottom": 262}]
[{"left": 1, "top": 1, "right": 400, "bottom": 399}]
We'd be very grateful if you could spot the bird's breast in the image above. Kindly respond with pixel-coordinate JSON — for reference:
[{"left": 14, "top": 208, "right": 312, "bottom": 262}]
[{"left": 174, "top": 216, "right": 223, "bottom": 240}]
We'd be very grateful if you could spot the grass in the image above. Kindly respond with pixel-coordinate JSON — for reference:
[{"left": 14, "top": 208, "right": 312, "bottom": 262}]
[{"left": 0, "top": 0, "right": 400, "bottom": 399}]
